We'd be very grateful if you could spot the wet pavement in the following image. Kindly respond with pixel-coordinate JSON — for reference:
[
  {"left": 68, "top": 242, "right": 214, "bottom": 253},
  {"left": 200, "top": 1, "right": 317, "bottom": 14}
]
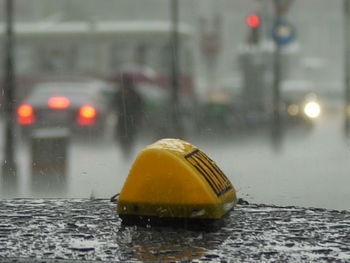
[{"left": 0, "top": 199, "right": 349, "bottom": 262}]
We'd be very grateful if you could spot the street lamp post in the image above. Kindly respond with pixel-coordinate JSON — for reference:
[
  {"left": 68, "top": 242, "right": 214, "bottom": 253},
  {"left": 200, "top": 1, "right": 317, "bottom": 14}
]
[{"left": 1, "top": 0, "right": 17, "bottom": 195}]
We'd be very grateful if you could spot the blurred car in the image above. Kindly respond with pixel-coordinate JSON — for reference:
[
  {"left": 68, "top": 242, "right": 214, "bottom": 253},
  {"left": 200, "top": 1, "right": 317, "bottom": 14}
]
[
  {"left": 17, "top": 79, "right": 116, "bottom": 139},
  {"left": 282, "top": 90, "right": 321, "bottom": 125}
]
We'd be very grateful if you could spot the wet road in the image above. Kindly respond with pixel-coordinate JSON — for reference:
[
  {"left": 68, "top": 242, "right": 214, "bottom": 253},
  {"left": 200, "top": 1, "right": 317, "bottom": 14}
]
[
  {"left": 1, "top": 108, "right": 350, "bottom": 262},
  {"left": 1, "top": 108, "right": 350, "bottom": 211},
  {"left": 0, "top": 199, "right": 349, "bottom": 262}
]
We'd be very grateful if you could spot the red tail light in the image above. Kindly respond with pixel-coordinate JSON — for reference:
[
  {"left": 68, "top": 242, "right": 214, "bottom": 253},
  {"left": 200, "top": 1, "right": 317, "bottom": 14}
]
[
  {"left": 77, "top": 105, "right": 97, "bottom": 125},
  {"left": 48, "top": 96, "right": 70, "bottom": 109},
  {"left": 17, "top": 104, "right": 35, "bottom": 125}
]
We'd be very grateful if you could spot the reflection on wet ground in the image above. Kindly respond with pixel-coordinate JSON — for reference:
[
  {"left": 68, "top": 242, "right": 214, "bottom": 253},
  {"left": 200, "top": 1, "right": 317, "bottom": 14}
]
[{"left": 0, "top": 199, "right": 349, "bottom": 262}]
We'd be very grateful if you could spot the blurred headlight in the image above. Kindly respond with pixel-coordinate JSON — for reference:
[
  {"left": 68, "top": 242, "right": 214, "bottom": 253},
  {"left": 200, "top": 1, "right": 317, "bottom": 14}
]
[
  {"left": 304, "top": 101, "right": 321, "bottom": 118},
  {"left": 287, "top": 104, "right": 299, "bottom": 116},
  {"left": 346, "top": 105, "right": 350, "bottom": 116}
]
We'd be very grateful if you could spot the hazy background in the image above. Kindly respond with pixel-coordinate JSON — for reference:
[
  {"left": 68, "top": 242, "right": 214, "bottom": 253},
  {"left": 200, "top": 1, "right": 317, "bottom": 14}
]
[{"left": 0, "top": 0, "right": 349, "bottom": 211}]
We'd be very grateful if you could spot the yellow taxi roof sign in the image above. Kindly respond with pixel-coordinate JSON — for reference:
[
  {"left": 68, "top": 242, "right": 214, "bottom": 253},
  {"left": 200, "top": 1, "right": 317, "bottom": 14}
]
[{"left": 117, "top": 138, "right": 237, "bottom": 223}]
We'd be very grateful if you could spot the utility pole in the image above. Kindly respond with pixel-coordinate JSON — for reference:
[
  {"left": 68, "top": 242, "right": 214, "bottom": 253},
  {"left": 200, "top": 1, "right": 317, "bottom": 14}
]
[
  {"left": 344, "top": 0, "right": 350, "bottom": 137},
  {"left": 271, "top": 0, "right": 294, "bottom": 151},
  {"left": 272, "top": 1, "right": 282, "bottom": 151},
  {"left": 200, "top": 14, "right": 221, "bottom": 98},
  {"left": 170, "top": 0, "right": 183, "bottom": 137},
  {"left": 1, "top": 0, "right": 17, "bottom": 195}
]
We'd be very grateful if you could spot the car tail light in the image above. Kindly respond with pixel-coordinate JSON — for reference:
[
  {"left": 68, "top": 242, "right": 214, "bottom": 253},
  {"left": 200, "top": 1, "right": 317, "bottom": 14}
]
[
  {"left": 17, "top": 104, "right": 35, "bottom": 125},
  {"left": 77, "top": 105, "right": 97, "bottom": 125},
  {"left": 48, "top": 96, "right": 70, "bottom": 109}
]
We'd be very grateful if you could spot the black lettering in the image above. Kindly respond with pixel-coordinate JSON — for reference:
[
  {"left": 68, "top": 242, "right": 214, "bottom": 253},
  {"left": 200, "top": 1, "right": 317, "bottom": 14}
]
[
  {"left": 196, "top": 151, "right": 227, "bottom": 190},
  {"left": 185, "top": 149, "right": 233, "bottom": 196},
  {"left": 192, "top": 154, "right": 223, "bottom": 193},
  {"left": 197, "top": 151, "right": 233, "bottom": 194},
  {"left": 186, "top": 155, "right": 221, "bottom": 195}
]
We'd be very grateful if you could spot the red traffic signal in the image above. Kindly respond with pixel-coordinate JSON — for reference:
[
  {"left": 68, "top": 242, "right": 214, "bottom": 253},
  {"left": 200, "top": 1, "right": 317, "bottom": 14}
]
[{"left": 246, "top": 14, "right": 260, "bottom": 28}]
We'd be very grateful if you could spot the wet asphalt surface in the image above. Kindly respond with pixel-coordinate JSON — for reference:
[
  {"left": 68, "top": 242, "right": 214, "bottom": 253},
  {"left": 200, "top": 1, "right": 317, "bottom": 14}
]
[{"left": 0, "top": 199, "right": 349, "bottom": 262}]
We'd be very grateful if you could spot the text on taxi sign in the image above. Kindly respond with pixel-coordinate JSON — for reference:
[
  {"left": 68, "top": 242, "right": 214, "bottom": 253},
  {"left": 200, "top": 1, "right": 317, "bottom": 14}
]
[{"left": 185, "top": 149, "right": 233, "bottom": 196}]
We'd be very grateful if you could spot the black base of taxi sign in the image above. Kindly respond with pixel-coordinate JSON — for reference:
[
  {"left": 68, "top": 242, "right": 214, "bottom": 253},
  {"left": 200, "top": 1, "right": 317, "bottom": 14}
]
[
  {"left": 115, "top": 138, "right": 237, "bottom": 227},
  {"left": 119, "top": 214, "right": 228, "bottom": 231}
]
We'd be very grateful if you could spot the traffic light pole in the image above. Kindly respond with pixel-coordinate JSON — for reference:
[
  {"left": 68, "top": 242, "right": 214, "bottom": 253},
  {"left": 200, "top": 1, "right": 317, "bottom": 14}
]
[
  {"left": 271, "top": 0, "right": 283, "bottom": 152},
  {"left": 271, "top": 0, "right": 294, "bottom": 152},
  {"left": 272, "top": 34, "right": 282, "bottom": 148},
  {"left": 1, "top": 0, "right": 17, "bottom": 195}
]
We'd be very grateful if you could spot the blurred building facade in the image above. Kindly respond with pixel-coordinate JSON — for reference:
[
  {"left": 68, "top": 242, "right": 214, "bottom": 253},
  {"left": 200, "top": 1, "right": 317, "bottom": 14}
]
[{"left": 0, "top": 0, "right": 345, "bottom": 99}]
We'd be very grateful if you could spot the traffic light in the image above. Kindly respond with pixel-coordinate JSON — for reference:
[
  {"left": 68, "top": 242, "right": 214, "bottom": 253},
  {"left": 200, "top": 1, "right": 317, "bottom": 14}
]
[
  {"left": 246, "top": 14, "right": 260, "bottom": 28},
  {"left": 246, "top": 14, "right": 260, "bottom": 44}
]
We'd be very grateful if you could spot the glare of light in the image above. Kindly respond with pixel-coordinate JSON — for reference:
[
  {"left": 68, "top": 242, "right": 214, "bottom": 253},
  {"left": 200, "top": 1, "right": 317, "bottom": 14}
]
[
  {"left": 287, "top": 104, "right": 299, "bottom": 116},
  {"left": 17, "top": 104, "right": 35, "bottom": 125},
  {"left": 48, "top": 96, "right": 70, "bottom": 109},
  {"left": 79, "top": 105, "right": 96, "bottom": 119},
  {"left": 246, "top": 14, "right": 260, "bottom": 28},
  {"left": 17, "top": 104, "right": 33, "bottom": 117},
  {"left": 304, "top": 101, "right": 321, "bottom": 118}
]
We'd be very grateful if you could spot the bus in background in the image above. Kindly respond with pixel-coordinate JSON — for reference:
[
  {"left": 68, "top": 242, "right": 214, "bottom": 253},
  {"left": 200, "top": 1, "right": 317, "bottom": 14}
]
[{"left": 0, "top": 20, "right": 196, "bottom": 102}]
